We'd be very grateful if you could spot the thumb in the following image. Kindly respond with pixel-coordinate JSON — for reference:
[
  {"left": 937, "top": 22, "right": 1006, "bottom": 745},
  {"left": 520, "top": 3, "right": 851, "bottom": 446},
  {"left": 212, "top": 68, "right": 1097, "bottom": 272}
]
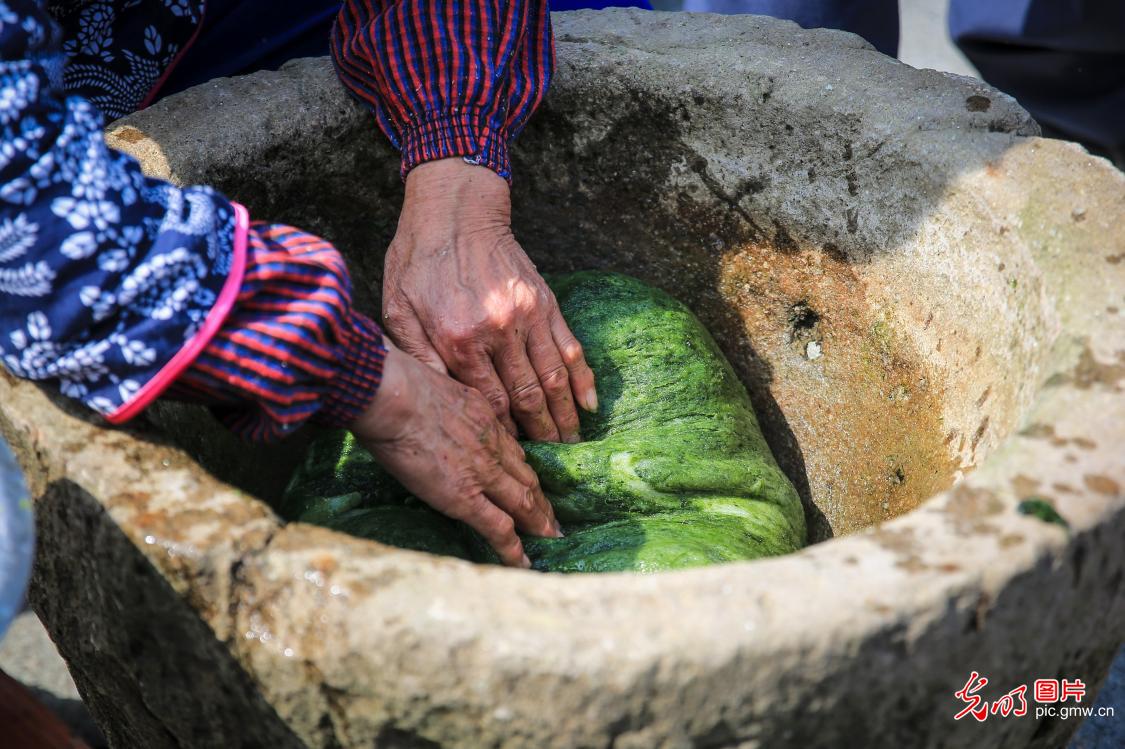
[{"left": 384, "top": 306, "right": 448, "bottom": 375}]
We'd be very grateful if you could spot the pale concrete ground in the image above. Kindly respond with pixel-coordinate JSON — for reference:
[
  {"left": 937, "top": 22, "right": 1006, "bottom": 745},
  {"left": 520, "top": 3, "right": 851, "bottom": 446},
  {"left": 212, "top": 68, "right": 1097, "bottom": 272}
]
[
  {"left": 0, "top": 610, "right": 106, "bottom": 747},
  {"left": 897, "top": 0, "right": 978, "bottom": 78},
  {"left": 0, "top": 3, "right": 1118, "bottom": 748}
]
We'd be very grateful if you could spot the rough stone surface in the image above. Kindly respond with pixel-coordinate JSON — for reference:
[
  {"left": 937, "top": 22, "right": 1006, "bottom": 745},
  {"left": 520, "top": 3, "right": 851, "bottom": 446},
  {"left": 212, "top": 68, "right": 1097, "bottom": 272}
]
[{"left": 0, "top": 9, "right": 1121, "bottom": 749}]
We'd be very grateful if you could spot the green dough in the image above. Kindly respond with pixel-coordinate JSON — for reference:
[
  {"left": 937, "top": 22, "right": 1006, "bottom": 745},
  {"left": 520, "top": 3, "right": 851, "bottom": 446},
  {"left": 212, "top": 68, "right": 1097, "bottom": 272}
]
[
  {"left": 322, "top": 506, "right": 474, "bottom": 560},
  {"left": 278, "top": 429, "right": 473, "bottom": 559},
  {"left": 281, "top": 272, "right": 806, "bottom": 572}
]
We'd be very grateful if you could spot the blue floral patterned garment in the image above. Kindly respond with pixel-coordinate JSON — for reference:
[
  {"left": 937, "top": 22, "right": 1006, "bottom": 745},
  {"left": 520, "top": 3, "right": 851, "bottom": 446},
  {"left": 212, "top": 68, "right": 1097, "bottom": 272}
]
[
  {"left": 2, "top": 0, "right": 554, "bottom": 431},
  {"left": 50, "top": 0, "right": 203, "bottom": 119},
  {"left": 0, "top": 0, "right": 235, "bottom": 415}
]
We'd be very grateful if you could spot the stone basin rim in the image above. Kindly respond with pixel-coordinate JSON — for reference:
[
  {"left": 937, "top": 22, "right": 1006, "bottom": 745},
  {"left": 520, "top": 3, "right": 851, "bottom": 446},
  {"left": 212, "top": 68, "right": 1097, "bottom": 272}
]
[
  {"left": 6, "top": 10, "right": 1124, "bottom": 748},
  {"left": 78, "top": 11, "right": 1121, "bottom": 643}
]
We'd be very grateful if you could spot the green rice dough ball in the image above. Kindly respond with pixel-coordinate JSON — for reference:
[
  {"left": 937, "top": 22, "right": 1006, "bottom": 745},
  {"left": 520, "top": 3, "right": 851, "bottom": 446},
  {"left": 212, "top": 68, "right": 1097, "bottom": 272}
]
[
  {"left": 322, "top": 505, "right": 474, "bottom": 560},
  {"left": 520, "top": 272, "right": 805, "bottom": 570},
  {"left": 278, "top": 430, "right": 409, "bottom": 522},
  {"left": 523, "top": 502, "right": 801, "bottom": 573},
  {"left": 281, "top": 271, "right": 806, "bottom": 572},
  {"left": 281, "top": 431, "right": 472, "bottom": 558}
]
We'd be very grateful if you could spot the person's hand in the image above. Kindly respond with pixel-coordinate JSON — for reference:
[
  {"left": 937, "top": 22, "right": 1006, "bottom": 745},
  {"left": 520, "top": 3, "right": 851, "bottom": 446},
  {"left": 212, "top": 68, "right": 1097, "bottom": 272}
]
[
  {"left": 382, "top": 158, "right": 597, "bottom": 444},
  {"left": 350, "top": 342, "right": 562, "bottom": 567}
]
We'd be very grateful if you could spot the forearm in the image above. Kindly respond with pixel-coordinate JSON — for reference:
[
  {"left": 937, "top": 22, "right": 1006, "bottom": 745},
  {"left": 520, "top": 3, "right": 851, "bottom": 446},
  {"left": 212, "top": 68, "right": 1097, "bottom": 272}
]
[
  {"left": 331, "top": 0, "right": 553, "bottom": 180},
  {"left": 165, "top": 223, "right": 387, "bottom": 442},
  {"left": 0, "top": 0, "right": 239, "bottom": 417},
  {"left": 0, "top": 1, "right": 385, "bottom": 437}
]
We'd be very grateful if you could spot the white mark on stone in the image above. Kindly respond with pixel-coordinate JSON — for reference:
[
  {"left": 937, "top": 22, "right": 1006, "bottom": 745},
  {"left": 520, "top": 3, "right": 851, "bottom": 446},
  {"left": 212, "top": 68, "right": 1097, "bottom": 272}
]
[
  {"left": 427, "top": 598, "right": 462, "bottom": 623},
  {"left": 806, "top": 341, "right": 823, "bottom": 360}
]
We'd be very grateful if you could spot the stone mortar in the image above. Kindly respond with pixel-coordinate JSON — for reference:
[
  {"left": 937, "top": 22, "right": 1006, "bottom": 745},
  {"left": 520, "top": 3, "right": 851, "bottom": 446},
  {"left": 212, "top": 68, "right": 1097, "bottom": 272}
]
[{"left": 1, "top": 10, "right": 1122, "bottom": 749}]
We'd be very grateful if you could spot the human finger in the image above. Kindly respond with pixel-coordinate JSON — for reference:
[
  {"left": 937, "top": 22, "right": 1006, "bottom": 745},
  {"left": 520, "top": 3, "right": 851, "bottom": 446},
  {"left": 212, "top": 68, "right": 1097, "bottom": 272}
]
[
  {"left": 495, "top": 338, "right": 559, "bottom": 442},
  {"left": 449, "top": 348, "right": 519, "bottom": 437},
  {"left": 549, "top": 310, "right": 597, "bottom": 413},
  {"left": 484, "top": 469, "right": 559, "bottom": 539},
  {"left": 451, "top": 493, "right": 529, "bottom": 568},
  {"left": 493, "top": 428, "right": 561, "bottom": 535},
  {"left": 526, "top": 326, "right": 581, "bottom": 444},
  {"left": 383, "top": 305, "right": 448, "bottom": 374}
]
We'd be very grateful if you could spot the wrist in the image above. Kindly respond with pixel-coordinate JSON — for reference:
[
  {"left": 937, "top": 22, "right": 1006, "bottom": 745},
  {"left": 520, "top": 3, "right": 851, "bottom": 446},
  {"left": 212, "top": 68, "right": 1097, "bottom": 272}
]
[
  {"left": 401, "top": 158, "right": 512, "bottom": 233},
  {"left": 314, "top": 313, "right": 388, "bottom": 429},
  {"left": 350, "top": 343, "right": 413, "bottom": 443},
  {"left": 398, "top": 115, "right": 512, "bottom": 183}
]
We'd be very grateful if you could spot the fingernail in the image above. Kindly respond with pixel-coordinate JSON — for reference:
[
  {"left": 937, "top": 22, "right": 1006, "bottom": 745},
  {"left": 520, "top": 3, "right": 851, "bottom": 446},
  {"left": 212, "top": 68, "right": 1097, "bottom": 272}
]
[
  {"left": 583, "top": 388, "right": 598, "bottom": 412},
  {"left": 553, "top": 521, "right": 565, "bottom": 538},
  {"left": 521, "top": 553, "right": 532, "bottom": 569},
  {"left": 564, "top": 432, "right": 581, "bottom": 444}
]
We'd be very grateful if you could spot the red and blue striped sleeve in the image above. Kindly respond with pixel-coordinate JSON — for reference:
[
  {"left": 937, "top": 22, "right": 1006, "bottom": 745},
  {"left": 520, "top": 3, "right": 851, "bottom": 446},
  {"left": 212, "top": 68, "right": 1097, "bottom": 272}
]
[
  {"left": 0, "top": 0, "right": 384, "bottom": 442},
  {"left": 165, "top": 223, "right": 387, "bottom": 442},
  {"left": 331, "top": 0, "right": 554, "bottom": 181}
]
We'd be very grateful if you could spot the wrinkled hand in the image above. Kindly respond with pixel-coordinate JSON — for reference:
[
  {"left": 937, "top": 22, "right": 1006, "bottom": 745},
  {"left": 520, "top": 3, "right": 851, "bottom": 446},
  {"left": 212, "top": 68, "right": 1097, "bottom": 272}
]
[
  {"left": 382, "top": 158, "right": 597, "bottom": 443},
  {"left": 350, "top": 342, "right": 561, "bottom": 567}
]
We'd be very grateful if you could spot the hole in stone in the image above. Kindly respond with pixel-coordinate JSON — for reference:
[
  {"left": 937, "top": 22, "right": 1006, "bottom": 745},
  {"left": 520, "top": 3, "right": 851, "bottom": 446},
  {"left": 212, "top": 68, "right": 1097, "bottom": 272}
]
[
  {"left": 788, "top": 301, "right": 819, "bottom": 331},
  {"left": 965, "top": 95, "right": 991, "bottom": 112}
]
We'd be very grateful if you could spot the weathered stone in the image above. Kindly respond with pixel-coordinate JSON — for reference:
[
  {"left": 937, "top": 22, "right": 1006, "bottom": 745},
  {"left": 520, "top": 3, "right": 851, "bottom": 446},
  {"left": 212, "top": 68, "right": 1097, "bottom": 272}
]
[{"left": 0, "top": 9, "right": 1121, "bottom": 749}]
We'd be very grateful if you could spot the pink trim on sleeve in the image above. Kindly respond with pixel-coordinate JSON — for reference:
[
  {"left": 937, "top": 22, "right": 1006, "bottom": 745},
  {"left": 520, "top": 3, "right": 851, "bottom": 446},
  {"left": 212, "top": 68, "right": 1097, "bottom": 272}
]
[{"left": 106, "top": 201, "right": 250, "bottom": 424}]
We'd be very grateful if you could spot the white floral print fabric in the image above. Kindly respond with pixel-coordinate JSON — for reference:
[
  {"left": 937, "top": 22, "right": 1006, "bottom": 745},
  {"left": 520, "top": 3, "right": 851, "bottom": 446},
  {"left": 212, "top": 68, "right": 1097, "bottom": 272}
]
[
  {"left": 51, "top": 0, "right": 201, "bottom": 119},
  {"left": 1, "top": 0, "right": 234, "bottom": 415}
]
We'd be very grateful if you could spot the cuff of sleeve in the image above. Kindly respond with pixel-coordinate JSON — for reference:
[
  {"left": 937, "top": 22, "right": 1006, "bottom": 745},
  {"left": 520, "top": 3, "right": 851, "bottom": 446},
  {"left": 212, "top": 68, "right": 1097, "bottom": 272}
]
[
  {"left": 313, "top": 311, "right": 387, "bottom": 428},
  {"left": 105, "top": 201, "right": 249, "bottom": 425},
  {"left": 399, "top": 113, "right": 512, "bottom": 182}
]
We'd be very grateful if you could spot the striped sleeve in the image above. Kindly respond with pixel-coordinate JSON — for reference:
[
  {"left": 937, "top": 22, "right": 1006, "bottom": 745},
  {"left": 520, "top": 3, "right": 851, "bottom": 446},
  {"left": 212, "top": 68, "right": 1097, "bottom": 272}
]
[
  {"left": 330, "top": 0, "right": 554, "bottom": 181},
  {"left": 164, "top": 222, "right": 387, "bottom": 442}
]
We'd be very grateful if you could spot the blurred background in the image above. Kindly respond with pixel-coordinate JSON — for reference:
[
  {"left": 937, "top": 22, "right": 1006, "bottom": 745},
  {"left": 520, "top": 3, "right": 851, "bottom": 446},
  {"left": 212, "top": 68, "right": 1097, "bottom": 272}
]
[{"left": 650, "top": 0, "right": 978, "bottom": 77}]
